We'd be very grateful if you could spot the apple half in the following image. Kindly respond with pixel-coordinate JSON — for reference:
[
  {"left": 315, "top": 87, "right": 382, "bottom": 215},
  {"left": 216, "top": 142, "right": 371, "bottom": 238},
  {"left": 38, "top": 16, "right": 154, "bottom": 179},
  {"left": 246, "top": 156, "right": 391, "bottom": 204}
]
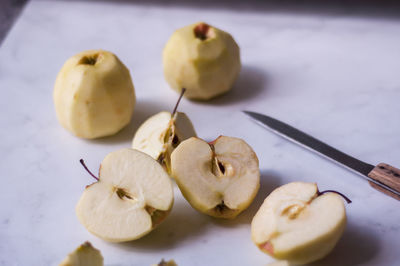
[
  {"left": 76, "top": 149, "right": 174, "bottom": 242},
  {"left": 59, "top": 241, "right": 103, "bottom": 266},
  {"left": 251, "top": 182, "right": 350, "bottom": 265},
  {"left": 171, "top": 136, "right": 260, "bottom": 219}
]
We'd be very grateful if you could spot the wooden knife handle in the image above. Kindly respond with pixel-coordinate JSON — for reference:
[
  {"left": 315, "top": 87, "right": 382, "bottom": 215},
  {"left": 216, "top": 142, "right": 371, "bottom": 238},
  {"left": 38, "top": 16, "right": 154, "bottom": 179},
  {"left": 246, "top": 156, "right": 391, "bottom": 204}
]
[{"left": 368, "top": 163, "right": 400, "bottom": 200}]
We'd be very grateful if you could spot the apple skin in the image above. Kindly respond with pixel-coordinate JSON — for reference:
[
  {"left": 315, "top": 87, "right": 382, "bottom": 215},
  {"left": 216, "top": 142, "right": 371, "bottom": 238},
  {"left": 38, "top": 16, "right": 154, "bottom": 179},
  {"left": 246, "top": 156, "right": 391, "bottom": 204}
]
[
  {"left": 54, "top": 50, "right": 135, "bottom": 139},
  {"left": 163, "top": 22, "right": 241, "bottom": 100}
]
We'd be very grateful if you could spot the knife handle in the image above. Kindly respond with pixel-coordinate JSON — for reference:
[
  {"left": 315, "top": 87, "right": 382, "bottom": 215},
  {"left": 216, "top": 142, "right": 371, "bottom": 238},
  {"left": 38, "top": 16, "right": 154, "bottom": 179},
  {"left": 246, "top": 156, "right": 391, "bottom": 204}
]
[{"left": 368, "top": 163, "right": 400, "bottom": 200}]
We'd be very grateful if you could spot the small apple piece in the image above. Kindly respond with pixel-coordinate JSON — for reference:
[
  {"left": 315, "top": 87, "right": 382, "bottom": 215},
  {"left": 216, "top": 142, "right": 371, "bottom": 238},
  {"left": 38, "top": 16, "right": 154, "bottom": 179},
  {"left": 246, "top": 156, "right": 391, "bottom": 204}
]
[
  {"left": 76, "top": 149, "right": 174, "bottom": 242},
  {"left": 163, "top": 22, "right": 241, "bottom": 100},
  {"left": 59, "top": 241, "right": 103, "bottom": 266},
  {"left": 54, "top": 50, "right": 135, "bottom": 139},
  {"left": 132, "top": 89, "right": 196, "bottom": 173},
  {"left": 251, "top": 182, "right": 350, "bottom": 265},
  {"left": 171, "top": 136, "right": 260, "bottom": 219},
  {"left": 151, "top": 259, "right": 178, "bottom": 266}
]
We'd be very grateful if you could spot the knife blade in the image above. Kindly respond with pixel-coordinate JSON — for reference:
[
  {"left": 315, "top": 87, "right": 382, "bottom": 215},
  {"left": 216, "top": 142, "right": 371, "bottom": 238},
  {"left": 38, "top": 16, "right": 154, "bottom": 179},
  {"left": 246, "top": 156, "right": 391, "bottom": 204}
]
[{"left": 243, "top": 110, "right": 400, "bottom": 200}]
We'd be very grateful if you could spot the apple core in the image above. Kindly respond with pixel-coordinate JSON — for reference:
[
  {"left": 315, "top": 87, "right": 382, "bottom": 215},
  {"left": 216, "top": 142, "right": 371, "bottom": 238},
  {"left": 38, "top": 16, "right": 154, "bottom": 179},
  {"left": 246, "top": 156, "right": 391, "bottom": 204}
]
[{"left": 194, "top": 23, "right": 212, "bottom": 40}]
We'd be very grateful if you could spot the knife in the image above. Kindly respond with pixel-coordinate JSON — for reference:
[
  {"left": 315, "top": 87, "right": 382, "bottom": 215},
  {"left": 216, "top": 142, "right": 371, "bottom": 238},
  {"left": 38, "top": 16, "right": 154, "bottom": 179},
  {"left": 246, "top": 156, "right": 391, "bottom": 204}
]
[{"left": 243, "top": 111, "right": 400, "bottom": 200}]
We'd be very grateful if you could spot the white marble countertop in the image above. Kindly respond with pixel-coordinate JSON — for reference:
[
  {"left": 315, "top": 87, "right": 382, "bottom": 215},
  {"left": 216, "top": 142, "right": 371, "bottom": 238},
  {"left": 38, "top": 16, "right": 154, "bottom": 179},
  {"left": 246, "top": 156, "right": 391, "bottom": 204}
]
[{"left": 1, "top": 0, "right": 400, "bottom": 265}]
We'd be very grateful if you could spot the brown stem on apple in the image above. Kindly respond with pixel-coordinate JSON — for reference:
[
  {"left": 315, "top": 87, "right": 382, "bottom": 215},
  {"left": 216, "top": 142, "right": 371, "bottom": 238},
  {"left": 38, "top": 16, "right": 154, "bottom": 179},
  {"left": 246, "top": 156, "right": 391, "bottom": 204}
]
[
  {"left": 172, "top": 88, "right": 186, "bottom": 115},
  {"left": 79, "top": 159, "right": 99, "bottom": 181},
  {"left": 318, "top": 190, "right": 352, "bottom": 204},
  {"left": 194, "top": 23, "right": 210, "bottom": 40}
]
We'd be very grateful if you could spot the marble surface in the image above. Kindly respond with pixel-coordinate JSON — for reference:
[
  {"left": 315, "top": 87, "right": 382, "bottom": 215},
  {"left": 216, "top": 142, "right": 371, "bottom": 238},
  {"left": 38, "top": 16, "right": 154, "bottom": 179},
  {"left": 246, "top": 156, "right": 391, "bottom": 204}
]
[
  {"left": 1, "top": 0, "right": 400, "bottom": 265},
  {"left": 0, "top": 0, "right": 27, "bottom": 45}
]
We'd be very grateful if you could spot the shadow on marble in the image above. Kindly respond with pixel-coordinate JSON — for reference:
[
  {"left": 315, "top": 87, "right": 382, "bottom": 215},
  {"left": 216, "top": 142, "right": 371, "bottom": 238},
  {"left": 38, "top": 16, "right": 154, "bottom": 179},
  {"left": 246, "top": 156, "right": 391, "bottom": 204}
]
[
  {"left": 87, "top": 98, "right": 170, "bottom": 145},
  {"left": 68, "top": 0, "right": 400, "bottom": 20},
  {"left": 114, "top": 196, "right": 209, "bottom": 251},
  {"left": 196, "top": 65, "right": 267, "bottom": 106},
  {"left": 209, "top": 169, "right": 282, "bottom": 227},
  {"left": 309, "top": 221, "right": 381, "bottom": 266}
]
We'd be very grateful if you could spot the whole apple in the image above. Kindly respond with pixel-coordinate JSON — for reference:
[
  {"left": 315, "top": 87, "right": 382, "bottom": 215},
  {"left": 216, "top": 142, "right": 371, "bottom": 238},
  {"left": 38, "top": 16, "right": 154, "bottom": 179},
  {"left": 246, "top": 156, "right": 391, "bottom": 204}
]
[
  {"left": 54, "top": 50, "right": 135, "bottom": 139},
  {"left": 163, "top": 22, "right": 241, "bottom": 100}
]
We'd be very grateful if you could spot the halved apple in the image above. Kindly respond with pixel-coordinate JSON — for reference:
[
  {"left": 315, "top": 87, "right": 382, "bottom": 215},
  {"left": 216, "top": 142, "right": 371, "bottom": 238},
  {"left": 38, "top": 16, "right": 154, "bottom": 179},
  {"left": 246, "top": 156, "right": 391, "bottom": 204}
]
[
  {"left": 251, "top": 182, "right": 348, "bottom": 265},
  {"left": 76, "top": 149, "right": 174, "bottom": 242},
  {"left": 171, "top": 136, "right": 260, "bottom": 219}
]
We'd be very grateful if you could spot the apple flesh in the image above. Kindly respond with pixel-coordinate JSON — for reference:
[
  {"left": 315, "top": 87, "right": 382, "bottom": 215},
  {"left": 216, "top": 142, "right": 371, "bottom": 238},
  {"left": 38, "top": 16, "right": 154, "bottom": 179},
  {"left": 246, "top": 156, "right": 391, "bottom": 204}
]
[
  {"left": 54, "top": 50, "right": 135, "bottom": 139},
  {"left": 76, "top": 149, "right": 174, "bottom": 242},
  {"left": 251, "top": 182, "right": 348, "bottom": 265},
  {"left": 132, "top": 89, "right": 196, "bottom": 173},
  {"left": 59, "top": 241, "right": 103, "bottom": 266},
  {"left": 163, "top": 22, "right": 241, "bottom": 100},
  {"left": 171, "top": 136, "right": 260, "bottom": 219}
]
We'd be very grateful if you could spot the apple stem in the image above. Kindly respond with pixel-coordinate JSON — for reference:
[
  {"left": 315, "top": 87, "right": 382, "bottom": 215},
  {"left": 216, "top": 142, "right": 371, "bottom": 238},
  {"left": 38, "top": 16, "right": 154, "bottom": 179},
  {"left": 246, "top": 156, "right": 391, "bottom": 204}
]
[
  {"left": 172, "top": 88, "right": 186, "bottom": 115},
  {"left": 318, "top": 190, "right": 352, "bottom": 204},
  {"left": 79, "top": 159, "right": 99, "bottom": 181}
]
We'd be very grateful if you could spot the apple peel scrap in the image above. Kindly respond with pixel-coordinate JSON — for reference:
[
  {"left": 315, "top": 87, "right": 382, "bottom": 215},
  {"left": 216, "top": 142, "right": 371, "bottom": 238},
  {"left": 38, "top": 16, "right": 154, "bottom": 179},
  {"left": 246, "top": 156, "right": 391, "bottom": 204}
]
[{"left": 59, "top": 241, "right": 103, "bottom": 266}]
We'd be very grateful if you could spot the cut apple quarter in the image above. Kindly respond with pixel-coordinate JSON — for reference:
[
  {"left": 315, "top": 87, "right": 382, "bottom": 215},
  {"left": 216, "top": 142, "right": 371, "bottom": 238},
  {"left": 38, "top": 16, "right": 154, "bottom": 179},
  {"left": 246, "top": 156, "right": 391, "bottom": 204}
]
[
  {"left": 132, "top": 111, "right": 196, "bottom": 173},
  {"left": 171, "top": 136, "right": 260, "bottom": 219},
  {"left": 251, "top": 182, "right": 350, "bottom": 265},
  {"left": 76, "top": 148, "right": 174, "bottom": 242},
  {"left": 132, "top": 89, "right": 196, "bottom": 174}
]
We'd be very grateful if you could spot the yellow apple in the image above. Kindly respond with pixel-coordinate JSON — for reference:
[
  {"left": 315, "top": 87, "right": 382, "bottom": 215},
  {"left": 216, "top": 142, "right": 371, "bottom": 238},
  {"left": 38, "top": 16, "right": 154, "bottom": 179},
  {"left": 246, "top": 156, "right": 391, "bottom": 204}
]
[
  {"left": 163, "top": 22, "right": 241, "bottom": 100},
  {"left": 54, "top": 50, "right": 135, "bottom": 139}
]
